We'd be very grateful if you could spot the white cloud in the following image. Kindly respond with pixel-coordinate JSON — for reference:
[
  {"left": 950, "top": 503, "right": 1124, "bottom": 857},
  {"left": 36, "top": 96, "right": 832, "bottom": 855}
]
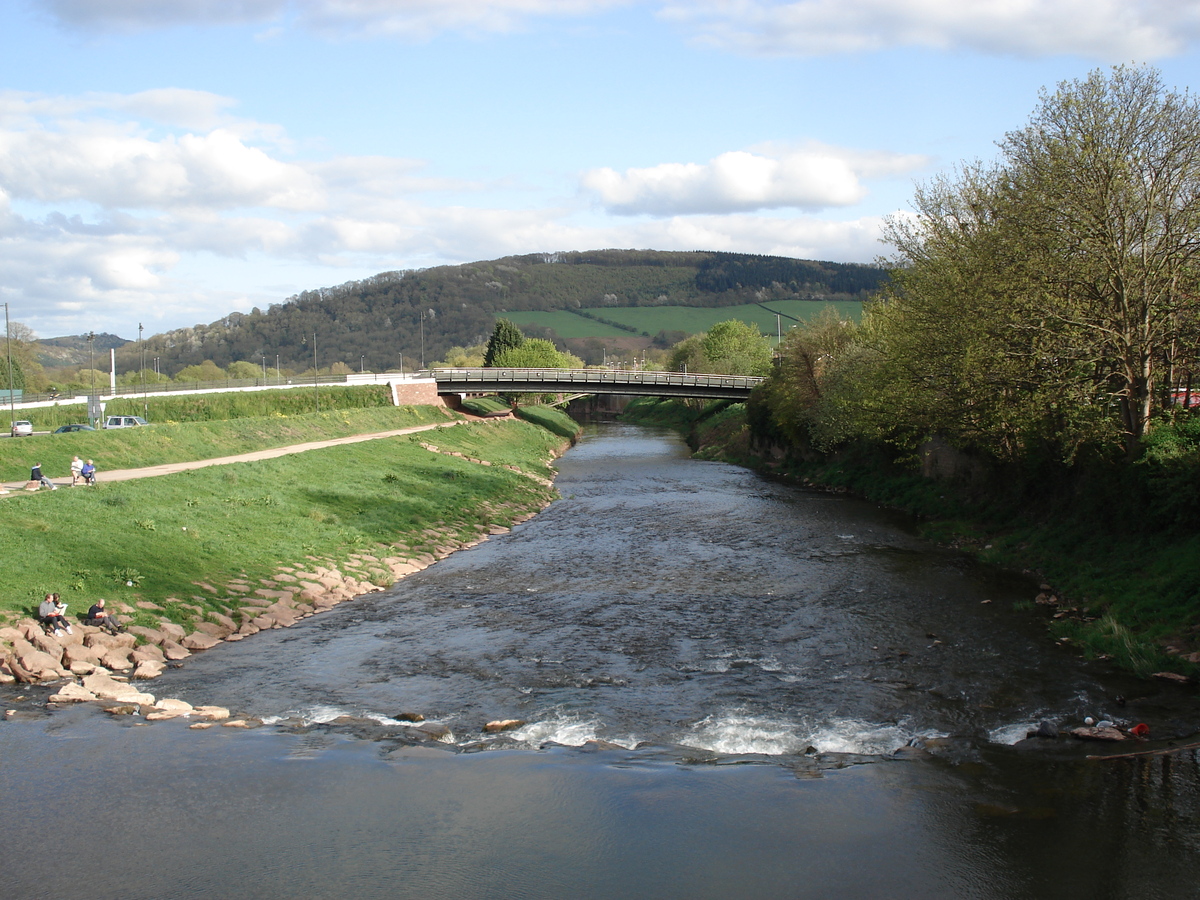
[
  {"left": 582, "top": 144, "right": 926, "bottom": 215},
  {"left": 659, "top": 0, "right": 1200, "bottom": 60},
  {"left": 37, "top": 0, "right": 288, "bottom": 32},
  {"left": 34, "top": 0, "right": 1200, "bottom": 58},
  {"left": 38, "top": 0, "right": 632, "bottom": 39},
  {"left": 0, "top": 124, "right": 323, "bottom": 211}
]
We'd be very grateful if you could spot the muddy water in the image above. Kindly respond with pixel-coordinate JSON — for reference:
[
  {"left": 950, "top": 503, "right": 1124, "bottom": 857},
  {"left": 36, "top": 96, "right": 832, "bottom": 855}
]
[{"left": 3, "top": 423, "right": 1200, "bottom": 898}]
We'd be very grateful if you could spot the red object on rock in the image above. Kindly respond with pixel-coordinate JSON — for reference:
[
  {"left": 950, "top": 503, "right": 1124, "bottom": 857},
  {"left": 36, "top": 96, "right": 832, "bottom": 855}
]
[{"left": 1130, "top": 722, "right": 1150, "bottom": 737}]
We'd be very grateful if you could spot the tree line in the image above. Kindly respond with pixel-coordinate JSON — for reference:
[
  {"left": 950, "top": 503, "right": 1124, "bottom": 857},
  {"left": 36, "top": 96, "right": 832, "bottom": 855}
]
[{"left": 750, "top": 66, "right": 1200, "bottom": 534}]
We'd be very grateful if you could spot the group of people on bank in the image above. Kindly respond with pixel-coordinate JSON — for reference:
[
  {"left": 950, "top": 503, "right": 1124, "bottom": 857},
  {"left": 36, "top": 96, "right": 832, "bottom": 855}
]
[
  {"left": 38, "top": 592, "right": 122, "bottom": 636},
  {"left": 29, "top": 456, "right": 96, "bottom": 490}
]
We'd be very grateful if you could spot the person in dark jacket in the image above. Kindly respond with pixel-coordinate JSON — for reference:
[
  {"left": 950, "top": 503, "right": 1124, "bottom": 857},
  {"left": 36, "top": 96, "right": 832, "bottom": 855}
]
[
  {"left": 30, "top": 463, "right": 56, "bottom": 490},
  {"left": 85, "top": 598, "right": 121, "bottom": 635}
]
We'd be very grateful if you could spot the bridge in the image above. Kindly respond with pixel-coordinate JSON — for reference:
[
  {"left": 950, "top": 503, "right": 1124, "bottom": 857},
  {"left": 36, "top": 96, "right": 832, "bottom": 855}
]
[{"left": 431, "top": 368, "right": 763, "bottom": 400}]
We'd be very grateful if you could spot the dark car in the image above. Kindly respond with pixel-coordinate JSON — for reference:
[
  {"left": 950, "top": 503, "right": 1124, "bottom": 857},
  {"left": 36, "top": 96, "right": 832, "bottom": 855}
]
[{"left": 52, "top": 424, "right": 96, "bottom": 433}]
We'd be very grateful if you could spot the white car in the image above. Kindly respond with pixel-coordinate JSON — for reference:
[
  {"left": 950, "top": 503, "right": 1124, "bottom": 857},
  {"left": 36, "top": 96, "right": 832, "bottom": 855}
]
[
  {"left": 10, "top": 420, "right": 32, "bottom": 437},
  {"left": 103, "top": 415, "right": 149, "bottom": 429}
]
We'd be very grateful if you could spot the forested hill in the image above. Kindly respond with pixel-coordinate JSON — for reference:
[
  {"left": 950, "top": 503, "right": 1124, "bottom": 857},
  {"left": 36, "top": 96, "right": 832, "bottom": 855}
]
[{"left": 115, "top": 250, "right": 887, "bottom": 376}]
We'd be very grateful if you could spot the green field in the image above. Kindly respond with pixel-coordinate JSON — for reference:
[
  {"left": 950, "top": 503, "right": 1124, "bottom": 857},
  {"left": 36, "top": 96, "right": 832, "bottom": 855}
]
[{"left": 507, "top": 300, "right": 863, "bottom": 342}]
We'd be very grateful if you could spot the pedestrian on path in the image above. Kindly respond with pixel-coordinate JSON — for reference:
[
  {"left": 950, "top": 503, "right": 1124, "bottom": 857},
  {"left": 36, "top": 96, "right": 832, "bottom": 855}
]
[
  {"left": 70, "top": 455, "right": 83, "bottom": 486},
  {"left": 80, "top": 459, "right": 96, "bottom": 485}
]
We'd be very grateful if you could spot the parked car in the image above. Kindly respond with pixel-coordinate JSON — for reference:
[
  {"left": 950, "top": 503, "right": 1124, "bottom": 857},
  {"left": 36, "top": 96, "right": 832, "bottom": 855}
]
[
  {"left": 52, "top": 423, "right": 96, "bottom": 433},
  {"left": 10, "top": 420, "right": 32, "bottom": 437},
  {"left": 103, "top": 416, "right": 148, "bottom": 429}
]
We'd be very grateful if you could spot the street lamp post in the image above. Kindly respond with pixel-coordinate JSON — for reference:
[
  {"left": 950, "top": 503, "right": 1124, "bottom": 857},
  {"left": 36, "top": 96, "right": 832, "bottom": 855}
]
[
  {"left": 261, "top": 353, "right": 267, "bottom": 382},
  {"left": 139, "top": 323, "right": 147, "bottom": 416},
  {"left": 276, "top": 354, "right": 280, "bottom": 382},
  {"left": 360, "top": 355, "right": 365, "bottom": 374},
  {"left": 87, "top": 331, "right": 97, "bottom": 427}
]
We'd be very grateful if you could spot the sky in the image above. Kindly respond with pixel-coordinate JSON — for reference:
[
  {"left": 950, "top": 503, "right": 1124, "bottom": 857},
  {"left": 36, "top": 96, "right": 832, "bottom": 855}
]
[{"left": 3, "top": 1, "right": 1200, "bottom": 342}]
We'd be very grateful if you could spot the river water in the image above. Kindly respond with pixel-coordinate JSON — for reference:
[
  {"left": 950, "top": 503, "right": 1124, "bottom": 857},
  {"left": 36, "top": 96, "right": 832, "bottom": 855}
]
[{"left": 4, "top": 423, "right": 1200, "bottom": 898}]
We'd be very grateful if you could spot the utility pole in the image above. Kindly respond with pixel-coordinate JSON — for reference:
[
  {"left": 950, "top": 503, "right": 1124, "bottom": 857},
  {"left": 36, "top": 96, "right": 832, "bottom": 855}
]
[
  {"left": 261, "top": 352, "right": 267, "bottom": 381},
  {"left": 312, "top": 332, "right": 319, "bottom": 411}
]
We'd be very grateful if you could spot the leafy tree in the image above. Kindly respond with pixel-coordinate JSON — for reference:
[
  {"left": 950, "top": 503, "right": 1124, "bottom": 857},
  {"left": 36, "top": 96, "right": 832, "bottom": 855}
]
[
  {"left": 666, "top": 320, "right": 772, "bottom": 376},
  {"left": 176, "top": 361, "right": 226, "bottom": 382},
  {"left": 751, "top": 307, "right": 862, "bottom": 451},
  {"left": 491, "top": 338, "right": 582, "bottom": 369},
  {"left": 667, "top": 334, "right": 706, "bottom": 373},
  {"left": 880, "top": 65, "right": 1200, "bottom": 460},
  {"left": 432, "top": 344, "right": 487, "bottom": 368},
  {"left": 484, "top": 319, "right": 526, "bottom": 366},
  {"left": 701, "top": 320, "right": 773, "bottom": 376},
  {"left": 4, "top": 321, "right": 47, "bottom": 391},
  {"left": 3, "top": 353, "right": 24, "bottom": 391},
  {"left": 226, "top": 361, "right": 264, "bottom": 380}
]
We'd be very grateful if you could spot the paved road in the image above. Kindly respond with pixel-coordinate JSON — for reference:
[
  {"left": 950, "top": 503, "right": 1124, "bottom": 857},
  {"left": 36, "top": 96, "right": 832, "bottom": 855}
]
[{"left": 0, "top": 420, "right": 467, "bottom": 495}]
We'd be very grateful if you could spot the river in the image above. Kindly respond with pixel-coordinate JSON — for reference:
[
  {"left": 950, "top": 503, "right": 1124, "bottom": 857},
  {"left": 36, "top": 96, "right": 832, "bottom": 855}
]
[{"left": 3, "top": 423, "right": 1200, "bottom": 898}]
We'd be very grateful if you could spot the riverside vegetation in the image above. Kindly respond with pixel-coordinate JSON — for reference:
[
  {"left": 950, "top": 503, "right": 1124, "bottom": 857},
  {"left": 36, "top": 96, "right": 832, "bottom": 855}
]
[{"left": 0, "top": 396, "right": 581, "bottom": 690}]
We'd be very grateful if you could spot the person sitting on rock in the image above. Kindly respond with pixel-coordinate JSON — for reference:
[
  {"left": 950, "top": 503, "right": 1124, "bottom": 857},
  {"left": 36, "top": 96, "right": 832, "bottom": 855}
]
[
  {"left": 30, "top": 463, "right": 56, "bottom": 490},
  {"left": 85, "top": 598, "right": 121, "bottom": 635},
  {"left": 38, "top": 592, "right": 71, "bottom": 636}
]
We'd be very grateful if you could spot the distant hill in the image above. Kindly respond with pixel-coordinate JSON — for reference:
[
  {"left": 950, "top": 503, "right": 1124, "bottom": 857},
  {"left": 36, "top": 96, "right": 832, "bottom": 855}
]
[
  {"left": 106, "top": 250, "right": 887, "bottom": 376},
  {"left": 37, "top": 332, "right": 130, "bottom": 368}
]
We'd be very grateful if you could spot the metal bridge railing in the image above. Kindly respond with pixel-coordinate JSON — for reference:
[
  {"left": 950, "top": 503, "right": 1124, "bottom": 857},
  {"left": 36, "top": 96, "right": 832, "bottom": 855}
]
[{"left": 431, "top": 367, "right": 763, "bottom": 390}]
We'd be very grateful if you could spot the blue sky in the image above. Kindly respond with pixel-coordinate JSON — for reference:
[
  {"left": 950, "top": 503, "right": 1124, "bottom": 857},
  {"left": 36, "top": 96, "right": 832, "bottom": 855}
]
[{"left": 2, "top": 1, "right": 1200, "bottom": 341}]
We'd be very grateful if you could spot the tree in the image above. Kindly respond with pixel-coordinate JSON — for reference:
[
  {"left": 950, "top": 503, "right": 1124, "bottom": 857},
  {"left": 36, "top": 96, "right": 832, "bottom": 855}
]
[
  {"left": 225, "top": 361, "right": 264, "bottom": 380},
  {"left": 666, "top": 321, "right": 772, "bottom": 376},
  {"left": 880, "top": 65, "right": 1200, "bottom": 460},
  {"left": 4, "top": 321, "right": 46, "bottom": 392},
  {"left": 701, "top": 320, "right": 773, "bottom": 376},
  {"left": 3, "top": 354, "right": 24, "bottom": 391},
  {"left": 432, "top": 344, "right": 487, "bottom": 368},
  {"left": 751, "top": 307, "right": 862, "bottom": 452},
  {"left": 491, "top": 338, "right": 582, "bottom": 369},
  {"left": 484, "top": 319, "right": 526, "bottom": 366},
  {"left": 176, "top": 361, "right": 226, "bottom": 382}
]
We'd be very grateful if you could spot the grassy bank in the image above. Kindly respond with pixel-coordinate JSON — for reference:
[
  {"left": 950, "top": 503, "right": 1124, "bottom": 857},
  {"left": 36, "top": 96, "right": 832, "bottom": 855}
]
[
  {"left": 0, "top": 416, "right": 566, "bottom": 631},
  {"left": 623, "top": 397, "right": 1200, "bottom": 679},
  {"left": 2, "top": 404, "right": 460, "bottom": 483}
]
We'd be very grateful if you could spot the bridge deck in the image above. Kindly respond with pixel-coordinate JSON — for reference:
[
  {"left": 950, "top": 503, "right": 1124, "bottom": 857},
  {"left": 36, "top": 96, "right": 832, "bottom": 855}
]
[{"left": 431, "top": 368, "right": 762, "bottom": 400}]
